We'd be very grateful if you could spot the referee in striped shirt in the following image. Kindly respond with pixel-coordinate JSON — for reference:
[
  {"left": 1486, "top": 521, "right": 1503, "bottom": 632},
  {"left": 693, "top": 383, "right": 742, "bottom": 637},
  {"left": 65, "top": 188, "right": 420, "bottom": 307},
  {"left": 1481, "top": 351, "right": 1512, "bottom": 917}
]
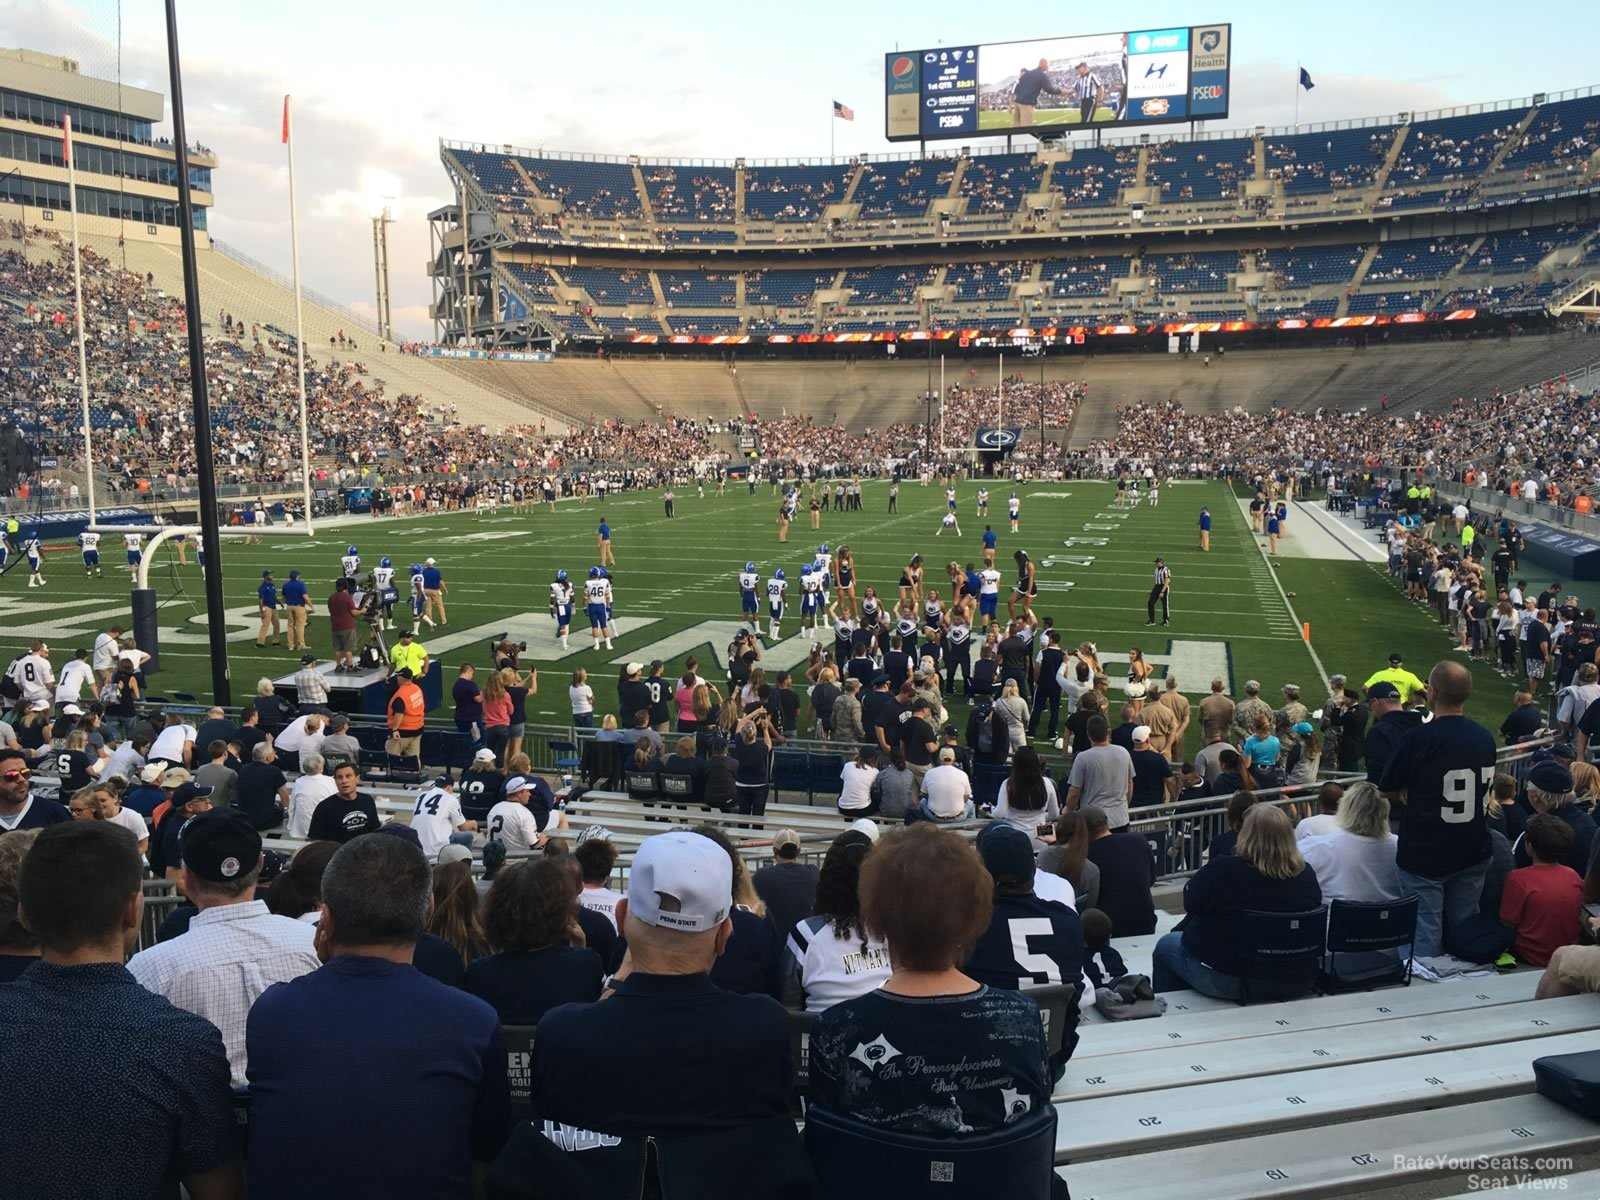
[
  {"left": 1147, "top": 558, "right": 1171, "bottom": 626},
  {"left": 1072, "top": 63, "right": 1103, "bottom": 124}
]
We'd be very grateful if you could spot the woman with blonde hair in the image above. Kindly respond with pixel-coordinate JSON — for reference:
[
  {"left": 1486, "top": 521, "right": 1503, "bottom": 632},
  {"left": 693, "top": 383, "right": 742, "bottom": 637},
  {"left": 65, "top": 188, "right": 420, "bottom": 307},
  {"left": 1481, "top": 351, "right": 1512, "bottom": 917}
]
[
  {"left": 993, "top": 678, "right": 1030, "bottom": 754},
  {"left": 568, "top": 667, "right": 595, "bottom": 728},
  {"left": 1152, "top": 804, "right": 1322, "bottom": 1000},
  {"left": 1298, "top": 781, "right": 1400, "bottom": 903},
  {"left": 501, "top": 666, "right": 537, "bottom": 765}
]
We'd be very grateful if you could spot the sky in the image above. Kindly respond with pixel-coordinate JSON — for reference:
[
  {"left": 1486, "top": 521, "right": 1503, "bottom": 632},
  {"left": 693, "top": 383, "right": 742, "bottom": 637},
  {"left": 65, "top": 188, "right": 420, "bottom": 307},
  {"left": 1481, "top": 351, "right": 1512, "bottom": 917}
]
[{"left": 0, "top": 0, "right": 1590, "bottom": 339}]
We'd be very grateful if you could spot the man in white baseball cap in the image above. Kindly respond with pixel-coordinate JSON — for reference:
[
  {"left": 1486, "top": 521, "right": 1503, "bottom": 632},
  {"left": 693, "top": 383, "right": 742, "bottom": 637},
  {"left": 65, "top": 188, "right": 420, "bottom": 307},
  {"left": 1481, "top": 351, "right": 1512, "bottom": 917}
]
[{"left": 525, "top": 830, "right": 801, "bottom": 1162}]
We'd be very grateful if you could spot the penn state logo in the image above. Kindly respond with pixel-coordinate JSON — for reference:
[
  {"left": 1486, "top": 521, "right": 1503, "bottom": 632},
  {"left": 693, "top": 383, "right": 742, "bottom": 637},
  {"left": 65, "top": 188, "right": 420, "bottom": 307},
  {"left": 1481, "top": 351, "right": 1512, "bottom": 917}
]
[
  {"left": 219, "top": 856, "right": 241, "bottom": 879},
  {"left": 1001, "top": 1088, "right": 1032, "bottom": 1120},
  {"left": 977, "top": 429, "right": 1018, "bottom": 449},
  {"left": 849, "top": 1035, "right": 902, "bottom": 1071},
  {"left": 1200, "top": 29, "right": 1221, "bottom": 51}
]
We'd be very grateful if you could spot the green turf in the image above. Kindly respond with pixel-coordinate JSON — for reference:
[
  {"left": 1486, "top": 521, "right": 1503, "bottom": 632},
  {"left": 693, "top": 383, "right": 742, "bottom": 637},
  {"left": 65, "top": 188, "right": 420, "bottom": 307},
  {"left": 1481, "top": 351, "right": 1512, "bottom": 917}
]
[
  {"left": 15, "top": 481, "right": 1511, "bottom": 751},
  {"left": 976, "top": 106, "right": 1114, "bottom": 130}
]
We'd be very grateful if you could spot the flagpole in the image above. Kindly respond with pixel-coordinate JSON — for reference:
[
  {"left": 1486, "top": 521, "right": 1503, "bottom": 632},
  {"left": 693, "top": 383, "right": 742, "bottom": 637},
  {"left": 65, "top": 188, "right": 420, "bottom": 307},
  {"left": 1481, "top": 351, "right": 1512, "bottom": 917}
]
[
  {"left": 939, "top": 353, "right": 945, "bottom": 452},
  {"left": 64, "top": 116, "right": 96, "bottom": 525},
  {"left": 830, "top": 109, "right": 834, "bottom": 160},
  {"left": 1294, "top": 61, "right": 1300, "bottom": 130},
  {"left": 283, "top": 95, "right": 315, "bottom": 535}
]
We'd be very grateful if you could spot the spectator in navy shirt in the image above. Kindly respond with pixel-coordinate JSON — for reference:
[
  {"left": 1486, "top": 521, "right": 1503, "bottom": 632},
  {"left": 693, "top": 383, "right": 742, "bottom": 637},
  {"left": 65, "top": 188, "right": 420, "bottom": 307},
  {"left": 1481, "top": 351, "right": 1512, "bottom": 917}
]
[
  {"left": 0, "top": 745, "right": 70, "bottom": 833},
  {"left": 0, "top": 822, "right": 243, "bottom": 1199},
  {"left": 697, "top": 824, "right": 783, "bottom": 998},
  {"left": 466, "top": 857, "right": 603, "bottom": 1025},
  {"left": 452, "top": 663, "right": 485, "bottom": 750},
  {"left": 1083, "top": 806, "right": 1157, "bottom": 935},
  {"left": 246, "top": 832, "right": 510, "bottom": 1200},
  {"left": 1153, "top": 805, "right": 1322, "bottom": 1001},
  {"left": 526, "top": 831, "right": 800, "bottom": 1146}
]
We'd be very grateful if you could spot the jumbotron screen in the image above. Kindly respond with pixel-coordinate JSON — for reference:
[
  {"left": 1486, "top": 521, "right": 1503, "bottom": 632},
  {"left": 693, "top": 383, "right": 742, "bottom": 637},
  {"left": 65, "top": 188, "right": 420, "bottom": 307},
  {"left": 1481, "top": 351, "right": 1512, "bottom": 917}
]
[{"left": 884, "top": 24, "right": 1231, "bottom": 142}]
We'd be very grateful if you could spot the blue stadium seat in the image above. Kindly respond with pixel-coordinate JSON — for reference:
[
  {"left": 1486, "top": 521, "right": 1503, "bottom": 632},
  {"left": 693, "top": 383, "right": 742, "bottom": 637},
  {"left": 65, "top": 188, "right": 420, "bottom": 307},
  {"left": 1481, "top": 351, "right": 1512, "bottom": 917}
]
[
  {"left": 771, "top": 750, "right": 812, "bottom": 804},
  {"left": 1235, "top": 907, "right": 1328, "bottom": 1005},
  {"left": 744, "top": 163, "right": 851, "bottom": 221},
  {"left": 1322, "top": 897, "right": 1417, "bottom": 991},
  {"left": 1145, "top": 137, "right": 1253, "bottom": 202}
]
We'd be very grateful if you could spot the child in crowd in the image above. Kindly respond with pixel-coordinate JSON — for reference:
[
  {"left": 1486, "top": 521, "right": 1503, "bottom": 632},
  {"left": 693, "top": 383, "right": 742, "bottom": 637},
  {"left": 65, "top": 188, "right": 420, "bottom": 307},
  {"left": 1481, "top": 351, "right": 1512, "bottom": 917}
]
[{"left": 1499, "top": 814, "right": 1583, "bottom": 968}]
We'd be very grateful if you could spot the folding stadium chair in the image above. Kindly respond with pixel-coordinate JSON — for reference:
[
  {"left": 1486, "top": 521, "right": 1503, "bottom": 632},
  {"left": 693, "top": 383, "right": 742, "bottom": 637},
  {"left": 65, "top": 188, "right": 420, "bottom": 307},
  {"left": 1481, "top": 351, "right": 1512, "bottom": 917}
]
[
  {"left": 1235, "top": 906, "right": 1328, "bottom": 1006},
  {"left": 503, "top": 1025, "right": 537, "bottom": 1126},
  {"left": 770, "top": 750, "right": 811, "bottom": 805},
  {"left": 1021, "top": 981, "right": 1082, "bottom": 1071},
  {"left": 625, "top": 768, "right": 662, "bottom": 805},
  {"left": 803, "top": 1103, "right": 1058, "bottom": 1200},
  {"left": 549, "top": 739, "right": 582, "bottom": 775},
  {"left": 787, "top": 1008, "right": 814, "bottom": 1116},
  {"left": 659, "top": 769, "right": 698, "bottom": 809},
  {"left": 1321, "top": 896, "right": 1417, "bottom": 992}
]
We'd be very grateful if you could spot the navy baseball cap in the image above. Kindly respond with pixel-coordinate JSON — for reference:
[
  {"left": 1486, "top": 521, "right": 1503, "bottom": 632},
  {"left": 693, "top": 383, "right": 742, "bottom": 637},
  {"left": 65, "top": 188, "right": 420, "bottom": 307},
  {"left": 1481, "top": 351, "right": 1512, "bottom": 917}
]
[
  {"left": 976, "top": 823, "right": 1035, "bottom": 886},
  {"left": 180, "top": 809, "right": 261, "bottom": 883},
  {"left": 1366, "top": 681, "right": 1402, "bottom": 701}
]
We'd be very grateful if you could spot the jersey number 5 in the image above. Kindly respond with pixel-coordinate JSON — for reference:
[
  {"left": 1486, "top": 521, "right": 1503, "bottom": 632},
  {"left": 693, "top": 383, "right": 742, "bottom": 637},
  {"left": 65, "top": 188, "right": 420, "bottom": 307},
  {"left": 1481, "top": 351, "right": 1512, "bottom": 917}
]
[
  {"left": 1440, "top": 766, "right": 1494, "bottom": 824},
  {"left": 1008, "top": 917, "right": 1062, "bottom": 987}
]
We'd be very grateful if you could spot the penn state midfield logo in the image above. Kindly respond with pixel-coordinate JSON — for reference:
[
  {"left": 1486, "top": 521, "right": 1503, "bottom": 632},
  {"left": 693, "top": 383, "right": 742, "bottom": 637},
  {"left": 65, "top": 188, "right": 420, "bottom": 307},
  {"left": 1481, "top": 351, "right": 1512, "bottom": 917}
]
[{"left": 977, "top": 429, "right": 1018, "bottom": 448}]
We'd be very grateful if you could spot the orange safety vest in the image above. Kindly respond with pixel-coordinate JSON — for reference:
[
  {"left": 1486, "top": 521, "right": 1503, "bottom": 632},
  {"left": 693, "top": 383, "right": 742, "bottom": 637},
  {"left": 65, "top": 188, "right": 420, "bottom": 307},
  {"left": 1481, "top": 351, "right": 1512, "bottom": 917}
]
[
  {"left": 1578, "top": 495, "right": 1593, "bottom": 515},
  {"left": 390, "top": 682, "right": 425, "bottom": 731}
]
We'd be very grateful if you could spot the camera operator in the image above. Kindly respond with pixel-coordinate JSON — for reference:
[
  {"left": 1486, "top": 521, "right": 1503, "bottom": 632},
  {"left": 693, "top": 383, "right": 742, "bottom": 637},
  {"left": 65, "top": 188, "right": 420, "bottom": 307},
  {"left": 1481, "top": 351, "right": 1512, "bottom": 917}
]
[
  {"left": 491, "top": 637, "right": 527, "bottom": 671},
  {"left": 728, "top": 628, "right": 762, "bottom": 692}
]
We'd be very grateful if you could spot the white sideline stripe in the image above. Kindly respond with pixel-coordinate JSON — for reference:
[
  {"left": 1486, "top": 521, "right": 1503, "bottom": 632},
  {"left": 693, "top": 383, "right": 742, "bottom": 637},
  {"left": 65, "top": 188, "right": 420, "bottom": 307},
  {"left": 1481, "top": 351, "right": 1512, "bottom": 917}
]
[
  {"left": 1061, "top": 1094, "right": 1600, "bottom": 1200},
  {"left": 1051, "top": 995, "right": 1600, "bottom": 1100},
  {"left": 1076, "top": 971, "right": 1538, "bottom": 1055},
  {"left": 1056, "top": 1028, "right": 1596, "bottom": 1161},
  {"left": 1228, "top": 492, "right": 1330, "bottom": 690}
]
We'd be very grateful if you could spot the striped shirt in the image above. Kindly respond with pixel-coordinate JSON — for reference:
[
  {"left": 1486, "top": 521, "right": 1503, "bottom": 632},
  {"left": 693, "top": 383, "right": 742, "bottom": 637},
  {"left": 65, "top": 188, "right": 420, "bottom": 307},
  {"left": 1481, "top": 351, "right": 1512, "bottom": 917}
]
[
  {"left": 1073, "top": 72, "right": 1098, "bottom": 101},
  {"left": 1153, "top": 566, "right": 1171, "bottom": 589}
]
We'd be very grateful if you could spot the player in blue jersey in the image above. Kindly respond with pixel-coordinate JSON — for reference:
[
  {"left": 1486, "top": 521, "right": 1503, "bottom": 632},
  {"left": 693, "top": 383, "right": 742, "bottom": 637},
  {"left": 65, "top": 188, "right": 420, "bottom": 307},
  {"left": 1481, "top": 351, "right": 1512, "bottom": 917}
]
[
  {"left": 981, "top": 524, "right": 998, "bottom": 566},
  {"left": 78, "top": 530, "right": 102, "bottom": 577},
  {"left": 23, "top": 529, "right": 43, "bottom": 587},
  {"left": 738, "top": 562, "right": 761, "bottom": 619},
  {"left": 549, "top": 569, "right": 575, "bottom": 650}
]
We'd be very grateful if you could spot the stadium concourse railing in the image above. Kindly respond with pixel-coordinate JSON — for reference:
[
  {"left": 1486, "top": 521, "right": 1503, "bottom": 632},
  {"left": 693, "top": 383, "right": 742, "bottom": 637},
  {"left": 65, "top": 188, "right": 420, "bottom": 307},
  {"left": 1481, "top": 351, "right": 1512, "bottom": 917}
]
[{"left": 132, "top": 731, "right": 1556, "bottom": 948}]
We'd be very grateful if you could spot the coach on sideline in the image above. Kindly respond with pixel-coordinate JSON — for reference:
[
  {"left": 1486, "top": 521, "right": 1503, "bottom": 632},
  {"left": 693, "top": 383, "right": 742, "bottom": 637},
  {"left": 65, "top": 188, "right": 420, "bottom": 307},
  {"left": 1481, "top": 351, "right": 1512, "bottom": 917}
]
[
  {"left": 495, "top": 831, "right": 812, "bottom": 1194},
  {"left": 0, "top": 823, "right": 243, "bottom": 1198}
]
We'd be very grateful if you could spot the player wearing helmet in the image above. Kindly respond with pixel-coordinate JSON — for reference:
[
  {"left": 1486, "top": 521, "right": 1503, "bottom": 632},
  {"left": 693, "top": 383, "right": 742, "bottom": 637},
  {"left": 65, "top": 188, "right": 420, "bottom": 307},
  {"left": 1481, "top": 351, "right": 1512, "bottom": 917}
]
[
  {"left": 767, "top": 567, "right": 788, "bottom": 640},
  {"left": 550, "top": 568, "right": 575, "bottom": 649},
  {"left": 23, "top": 528, "right": 43, "bottom": 588},
  {"left": 738, "top": 561, "right": 761, "bottom": 619},
  {"left": 341, "top": 545, "right": 361, "bottom": 589}
]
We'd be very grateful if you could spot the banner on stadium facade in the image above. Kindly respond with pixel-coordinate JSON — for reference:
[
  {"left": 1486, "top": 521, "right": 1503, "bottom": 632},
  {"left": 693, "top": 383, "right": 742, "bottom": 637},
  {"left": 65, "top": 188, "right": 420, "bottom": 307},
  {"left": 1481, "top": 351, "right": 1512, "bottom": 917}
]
[
  {"left": 421, "top": 348, "right": 554, "bottom": 363},
  {"left": 974, "top": 427, "right": 1023, "bottom": 450}
]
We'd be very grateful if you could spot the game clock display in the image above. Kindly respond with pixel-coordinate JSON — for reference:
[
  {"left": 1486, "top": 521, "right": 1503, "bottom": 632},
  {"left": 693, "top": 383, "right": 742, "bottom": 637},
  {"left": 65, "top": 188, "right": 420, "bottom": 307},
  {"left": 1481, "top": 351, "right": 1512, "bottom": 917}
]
[{"left": 884, "top": 24, "right": 1231, "bottom": 143}]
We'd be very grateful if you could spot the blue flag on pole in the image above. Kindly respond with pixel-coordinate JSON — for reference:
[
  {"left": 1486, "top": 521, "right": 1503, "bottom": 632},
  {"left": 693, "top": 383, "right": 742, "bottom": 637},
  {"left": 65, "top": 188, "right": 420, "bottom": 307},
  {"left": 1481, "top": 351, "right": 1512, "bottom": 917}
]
[{"left": 1299, "top": 67, "right": 1315, "bottom": 91}]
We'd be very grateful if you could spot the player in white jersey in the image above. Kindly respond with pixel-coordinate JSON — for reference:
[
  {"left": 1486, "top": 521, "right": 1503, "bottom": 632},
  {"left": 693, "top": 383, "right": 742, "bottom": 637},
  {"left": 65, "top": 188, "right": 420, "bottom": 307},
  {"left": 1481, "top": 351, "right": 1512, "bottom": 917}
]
[
  {"left": 22, "top": 529, "right": 43, "bottom": 587},
  {"left": 341, "top": 546, "right": 361, "bottom": 588},
  {"left": 549, "top": 569, "right": 575, "bottom": 649},
  {"left": 124, "top": 531, "right": 143, "bottom": 580},
  {"left": 372, "top": 557, "right": 398, "bottom": 629},
  {"left": 813, "top": 544, "right": 832, "bottom": 595},
  {"left": 937, "top": 510, "right": 961, "bottom": 537},
  {"left": 1127, "top": 477, "right": 1140, "bottom": 507},
  {"left": 1008, "top": 492, "right": 1020, "bottom": 534},
  {"left": 78, "top": 530, "right": 102, "bottom": 577},
  {"left": 799, "top": 564, "right": 825, "bottom": 633},
  {"left": 738, "top": 562, "right": 761, "bottom": 619},
  {"left": 584, "top": 568, "right": 614, "bottom": 651},
  {"left": 977, "top": 564, "right": 1003, "bottom": 629},
  {"left": 766, "top": 569, "right": 788, "bottom": 640},
  {"left": 976, "top": 487, "right": 989, "bottom": 517},
  {"left": 409, "top": 565, "right": 432, "bottom": 629},
  {"left": 945, "top": 485, "right": 958, "bottom": 512},
  {"left": 1149, "top": 477, "right": 1162, "bottom": 508}
]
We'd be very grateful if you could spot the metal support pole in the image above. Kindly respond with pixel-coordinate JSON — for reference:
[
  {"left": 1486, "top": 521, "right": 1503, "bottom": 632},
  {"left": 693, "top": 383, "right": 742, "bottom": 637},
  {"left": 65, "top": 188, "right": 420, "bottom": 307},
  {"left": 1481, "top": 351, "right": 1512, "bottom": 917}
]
[{"left": 163, "top": 0, "right": 231, "bottom": 706}]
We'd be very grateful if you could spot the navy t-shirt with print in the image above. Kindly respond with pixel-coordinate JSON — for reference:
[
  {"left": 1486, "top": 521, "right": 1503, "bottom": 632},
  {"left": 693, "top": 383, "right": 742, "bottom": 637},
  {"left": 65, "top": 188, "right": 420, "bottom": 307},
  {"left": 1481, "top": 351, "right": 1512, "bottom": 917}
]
[
  {"left": 1378, "top": 715, "right": 1495, "bottom": 878},
  {"left": 809, "top": 986, "right": 1050, "bottom": 1135}
]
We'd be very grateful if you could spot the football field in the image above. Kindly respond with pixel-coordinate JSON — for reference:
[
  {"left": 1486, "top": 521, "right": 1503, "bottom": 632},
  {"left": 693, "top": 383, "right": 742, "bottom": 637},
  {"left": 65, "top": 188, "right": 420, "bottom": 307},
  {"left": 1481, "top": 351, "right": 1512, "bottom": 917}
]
[{"left": 10, "top": 480, "right": 1509, "bottom": 750}]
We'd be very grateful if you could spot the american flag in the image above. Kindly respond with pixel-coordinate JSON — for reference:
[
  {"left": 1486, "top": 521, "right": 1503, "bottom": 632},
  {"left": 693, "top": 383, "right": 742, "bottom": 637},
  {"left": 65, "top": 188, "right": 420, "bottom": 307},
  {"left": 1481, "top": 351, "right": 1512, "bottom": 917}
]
[{"left": 832, "top": 100, "right": 854, "bottom": 122}]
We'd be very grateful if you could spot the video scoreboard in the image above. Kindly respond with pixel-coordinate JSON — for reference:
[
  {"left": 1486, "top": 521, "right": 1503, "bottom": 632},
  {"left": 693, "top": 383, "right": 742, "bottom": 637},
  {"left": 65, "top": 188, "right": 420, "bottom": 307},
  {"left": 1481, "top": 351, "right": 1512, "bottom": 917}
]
[{"left": 885, "top": 24, "right": 1231, "bottom": 142}]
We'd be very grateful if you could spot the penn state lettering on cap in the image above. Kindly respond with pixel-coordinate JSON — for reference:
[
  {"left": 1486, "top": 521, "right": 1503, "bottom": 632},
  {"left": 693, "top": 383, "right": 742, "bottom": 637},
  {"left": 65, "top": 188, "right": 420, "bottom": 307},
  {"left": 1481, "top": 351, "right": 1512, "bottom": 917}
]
[{"left": 626, "top": 830, "right": 732, "bottom": 933}]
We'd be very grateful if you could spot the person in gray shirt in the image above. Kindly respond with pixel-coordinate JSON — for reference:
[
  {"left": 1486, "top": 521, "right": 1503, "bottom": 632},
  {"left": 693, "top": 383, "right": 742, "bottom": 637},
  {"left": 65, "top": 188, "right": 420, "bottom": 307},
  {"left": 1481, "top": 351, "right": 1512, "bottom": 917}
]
[
  {"left": 318, "top": 714, "right": 362, "bottom": 771},
  {"left": 1193, "top": 731, "right": 1231, "bottom": 788},
  {"left": 192, "top": 740, "right": 239, "bottom": 811},
  {"left": 1065, "top": 714, "right": 1134, "bottom": 830}
]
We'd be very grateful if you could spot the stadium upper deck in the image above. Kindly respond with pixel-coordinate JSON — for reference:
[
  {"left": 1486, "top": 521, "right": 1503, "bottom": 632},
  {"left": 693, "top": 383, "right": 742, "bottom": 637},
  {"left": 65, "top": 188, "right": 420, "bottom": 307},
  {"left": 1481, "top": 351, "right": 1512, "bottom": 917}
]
[{"left": 434, "top": 87, "right": 1600, "bottom": 348}]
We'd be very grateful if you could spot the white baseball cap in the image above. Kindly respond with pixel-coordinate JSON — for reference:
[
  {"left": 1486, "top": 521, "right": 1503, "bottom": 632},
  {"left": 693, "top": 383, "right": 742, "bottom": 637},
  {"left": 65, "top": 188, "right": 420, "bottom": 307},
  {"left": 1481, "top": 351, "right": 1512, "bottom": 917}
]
[
  {"left": 472, "top": 748, "right": 497, "bottom": 764},
  {"left": 504, "top": 775, "right": 532, "bottom": 795},
  {"left": 425, "top": 557, "right": 436, "bottom": 566},
  {"left": 626, "top": 831, "right": 731, "bottom": 933},
  {"left": 848, "top": 817, "right": 882, "bottom": 843},
  {"left": 1133, "top": 725, "right": 1152, "bottom": 744}
]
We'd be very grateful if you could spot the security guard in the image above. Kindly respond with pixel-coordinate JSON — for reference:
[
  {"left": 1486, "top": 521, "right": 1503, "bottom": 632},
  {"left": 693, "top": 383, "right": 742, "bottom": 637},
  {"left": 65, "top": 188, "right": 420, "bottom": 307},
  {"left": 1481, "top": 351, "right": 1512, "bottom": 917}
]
[
  {"left": 1362, "top": 652, "right": 1428, "bottom": 706},
  {"left": 387, "top": 628, "right": 430, "bottom": 681},
  {"left": 386, "top": 666, "right": 427, "bottom": 773}
]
